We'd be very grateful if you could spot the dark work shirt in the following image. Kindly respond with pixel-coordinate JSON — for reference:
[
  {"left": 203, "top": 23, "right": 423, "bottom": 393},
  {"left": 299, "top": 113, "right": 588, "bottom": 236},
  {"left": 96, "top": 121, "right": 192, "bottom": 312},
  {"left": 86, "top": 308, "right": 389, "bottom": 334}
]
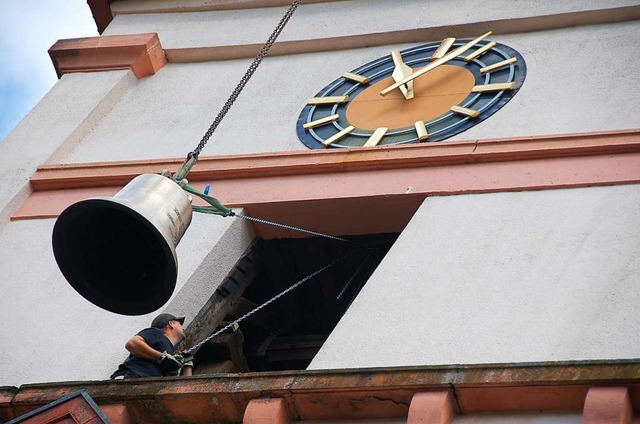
[{"left": 112, "top": 327, "right": 177, "bottom": 377}]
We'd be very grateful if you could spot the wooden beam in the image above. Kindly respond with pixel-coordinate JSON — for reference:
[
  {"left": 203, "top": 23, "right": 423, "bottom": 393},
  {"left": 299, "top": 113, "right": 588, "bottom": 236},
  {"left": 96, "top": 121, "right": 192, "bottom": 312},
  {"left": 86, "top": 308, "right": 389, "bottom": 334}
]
[
  {"left": 183, "top": 248, "right": 257, "bottom": 355},
  {"left": 254, "top": 335, "right": 328, "bottom": 363},
  {"left": 195, "top": 332, "right": 249, "bottom": 373}
]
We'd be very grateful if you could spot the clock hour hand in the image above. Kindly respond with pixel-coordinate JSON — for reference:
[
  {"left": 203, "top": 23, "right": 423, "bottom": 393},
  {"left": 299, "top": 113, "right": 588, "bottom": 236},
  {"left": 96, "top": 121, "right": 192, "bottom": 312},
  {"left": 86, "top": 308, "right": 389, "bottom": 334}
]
[
  {"left": 391, "top": 50, "right": 414, "bottom": 100},
  {"left": 380, "top": 31, "right": 492, "bottom": 97}
]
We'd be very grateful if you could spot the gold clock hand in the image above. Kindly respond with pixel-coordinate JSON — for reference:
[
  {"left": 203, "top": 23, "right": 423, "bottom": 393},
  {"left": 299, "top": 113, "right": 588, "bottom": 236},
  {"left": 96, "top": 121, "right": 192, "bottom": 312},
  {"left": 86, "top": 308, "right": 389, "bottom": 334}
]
[
  {"left": 391, "top": 50, "right": 414, "bottom": 100},
  {"left": 380, "top": 31, "right": 492, "bottom": 97}
]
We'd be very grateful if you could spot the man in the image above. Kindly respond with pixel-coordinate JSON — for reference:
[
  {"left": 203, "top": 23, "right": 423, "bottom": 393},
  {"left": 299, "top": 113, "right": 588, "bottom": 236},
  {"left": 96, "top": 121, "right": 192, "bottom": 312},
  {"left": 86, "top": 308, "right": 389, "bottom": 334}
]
[{"left": 110, "top": 313, "right": 194, "bottom": 379}]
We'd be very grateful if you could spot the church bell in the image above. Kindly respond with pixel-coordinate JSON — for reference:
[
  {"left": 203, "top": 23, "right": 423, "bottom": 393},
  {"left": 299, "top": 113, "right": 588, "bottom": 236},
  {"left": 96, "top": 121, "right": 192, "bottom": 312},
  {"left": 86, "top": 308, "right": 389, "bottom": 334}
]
[{"left": 52, "top": 173, "right": 193, "bottom": 315}]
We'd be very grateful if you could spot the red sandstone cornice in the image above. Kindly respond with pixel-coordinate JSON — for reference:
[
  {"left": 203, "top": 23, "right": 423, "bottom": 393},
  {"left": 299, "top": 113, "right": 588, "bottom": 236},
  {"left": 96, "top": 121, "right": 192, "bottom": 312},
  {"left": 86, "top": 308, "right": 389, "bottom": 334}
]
[
  {"left": 84, "top": 3, "right": 640, "bottom": 63},
  {"left": 2, "top": 360, "right": 640, "bottom": 422},
  {"left": 29, "top": 129, "right": 640, "bottom": 191},
  {"left": 48, "top": 33, "right": 166, "bottom": 79},
  {"left": 12, "top": 129, "right": 640, "bottom": 235},
  {"left": 12, "top": 129, "right": 640, "bottom": 239}
]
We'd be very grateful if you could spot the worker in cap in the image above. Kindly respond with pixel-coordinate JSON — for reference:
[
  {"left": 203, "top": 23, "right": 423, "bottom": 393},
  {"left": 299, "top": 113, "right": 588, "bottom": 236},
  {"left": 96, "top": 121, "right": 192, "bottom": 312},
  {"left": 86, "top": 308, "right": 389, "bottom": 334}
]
[{"left": 110, "top": 313, "right": 193, "bottom": 379}]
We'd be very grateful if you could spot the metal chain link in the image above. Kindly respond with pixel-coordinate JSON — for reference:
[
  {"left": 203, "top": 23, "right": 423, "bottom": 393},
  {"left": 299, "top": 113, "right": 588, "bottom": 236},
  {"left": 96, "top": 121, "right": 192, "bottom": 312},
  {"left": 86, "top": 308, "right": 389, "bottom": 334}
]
[
  {"left": 184, "top": 250, "right": 357, "bottom": 355},
  {"left": 178, "top": 0, "right": 370, "bottom": 358},
  {"left": 191, "top": 0, "right": 302, "bottom": 159}
]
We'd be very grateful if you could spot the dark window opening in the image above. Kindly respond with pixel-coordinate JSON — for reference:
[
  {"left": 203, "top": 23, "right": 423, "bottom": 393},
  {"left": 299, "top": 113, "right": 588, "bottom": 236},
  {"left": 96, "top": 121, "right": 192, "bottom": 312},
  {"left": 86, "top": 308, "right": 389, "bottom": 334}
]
[{"left": 193, "top": 233, "right": 397, "bottom": 373}]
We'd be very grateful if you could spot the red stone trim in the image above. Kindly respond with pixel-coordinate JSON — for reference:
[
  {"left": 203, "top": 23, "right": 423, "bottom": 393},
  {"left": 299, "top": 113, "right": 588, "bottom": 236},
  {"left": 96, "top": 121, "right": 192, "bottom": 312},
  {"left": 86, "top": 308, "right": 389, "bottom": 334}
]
[
  {"left": 48, "top": 33, "right": 166, "bottom": 79},
  {"left": 28, "top": 129, "right": 640, "bottom": 191},
  {"left": 110, "top": 0, "right": 338, "bottom": 15},
  {"left": 0, "top": 387, "right": 18, "bottom": 422},
  {"left": 4, "top": 361, "right": 640, "bottom": 422},
  {"left": 407, "top": 392, "right": 454, "bottom": 424},
  {"left": 584, "top": 387, "right": 634, "bottom": 424},
  {"left": 12, "top": 130, "right": 640, "bottom": 237},
  {"left": 83, "top": 3, "right": 640, "bottom": 63},
  {"left": 167, "top": 6, "right": 640, "bottom": 62},
  {"left": 243, "top": 398, "right": 290, "bottom": 424},
  {"left": 100, "top": 404, "right": 132, "bottom": 424},
  {"left": 87, "top": 0, "right": 113, "bottom": 34}
]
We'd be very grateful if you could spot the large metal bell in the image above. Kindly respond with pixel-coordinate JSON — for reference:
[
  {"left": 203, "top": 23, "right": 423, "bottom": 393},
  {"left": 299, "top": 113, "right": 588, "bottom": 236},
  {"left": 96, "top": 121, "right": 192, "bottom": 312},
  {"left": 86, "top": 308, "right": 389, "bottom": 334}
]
[{"left": 52, "top": 173, "right": 192, "bottom": 315}]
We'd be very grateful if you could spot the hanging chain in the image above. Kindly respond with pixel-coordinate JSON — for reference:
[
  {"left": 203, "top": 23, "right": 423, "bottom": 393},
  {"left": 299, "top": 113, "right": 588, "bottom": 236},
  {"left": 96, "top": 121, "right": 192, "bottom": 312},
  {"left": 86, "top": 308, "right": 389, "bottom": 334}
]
[
  {"left": 184, "top": 250, "right": 358, "bottom": 355},
  {"left": 167, "top": 0, "right": 375, "bottom": 359},
  {"left": 190, "top": 0, "right": 302, "bottom": 159}
]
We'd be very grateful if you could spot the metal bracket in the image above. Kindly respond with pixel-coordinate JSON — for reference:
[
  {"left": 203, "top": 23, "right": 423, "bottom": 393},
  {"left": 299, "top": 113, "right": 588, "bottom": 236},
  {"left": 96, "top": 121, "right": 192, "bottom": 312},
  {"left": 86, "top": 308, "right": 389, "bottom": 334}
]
[{"left": 173, "top": 153, "right": 198, "bottom": 183}]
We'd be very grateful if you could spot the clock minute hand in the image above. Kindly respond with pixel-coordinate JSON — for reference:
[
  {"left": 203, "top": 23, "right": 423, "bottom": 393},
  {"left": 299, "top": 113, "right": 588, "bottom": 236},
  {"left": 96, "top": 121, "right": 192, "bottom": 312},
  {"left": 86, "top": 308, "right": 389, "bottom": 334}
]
[
  {"left": 380, "top": 31, "right": 492, "bottom": 97},
  {"left": 391, "top": 50, "right": 414, "bottom": 100}
]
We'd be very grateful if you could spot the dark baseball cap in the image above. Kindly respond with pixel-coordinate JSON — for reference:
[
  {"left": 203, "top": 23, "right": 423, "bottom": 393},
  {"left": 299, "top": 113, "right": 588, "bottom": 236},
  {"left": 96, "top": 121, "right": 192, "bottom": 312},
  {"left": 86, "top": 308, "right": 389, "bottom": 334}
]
[{"left": 151, "top": 313, "right": 185, "bottom": 328}]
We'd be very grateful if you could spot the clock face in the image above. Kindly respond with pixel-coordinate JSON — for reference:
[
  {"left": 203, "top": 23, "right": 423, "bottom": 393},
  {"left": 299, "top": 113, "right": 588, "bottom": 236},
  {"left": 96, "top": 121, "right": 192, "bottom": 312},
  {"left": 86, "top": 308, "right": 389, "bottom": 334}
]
[{"left": 296, "top": 34, "right": 526, "bottom": 149}]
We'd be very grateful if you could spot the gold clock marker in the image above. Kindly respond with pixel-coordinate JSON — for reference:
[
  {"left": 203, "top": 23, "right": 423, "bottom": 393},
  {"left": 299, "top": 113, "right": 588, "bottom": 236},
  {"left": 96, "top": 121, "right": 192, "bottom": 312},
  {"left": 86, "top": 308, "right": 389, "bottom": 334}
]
[
  {"left": 414, "top": 121, "right": 429, "bottom": 141},
  {"left": 363, "top": 127, "right": 388, "bottom": 147},
  {"left": 322, "top": 125, "right": 355, "bottom": 146},
  {"left": 451, "top": 105, "right": 480, "bottom": 118},
  {"left": 297, "top": 36, "right": 526, "bottom": 148},
  {"left": 303, "top": 114, "right": 340, "bottom": 130},
  {"left": 431, "top": 37, "right": 456, "bottom": 61},
  {"left": 472, "top": 82, "right": 516, "bottom": 92},
  {"left": 342, "top": 72, "right": 371, "bottom": 84},
  {"left": 463, "top": 41, "right": 496, "bottom": 62},
  {"left": 480, "top": 57, "right": 517, "bottom": 73},
  {"left": 381, "top": 31, "right": 492, "bottom": 96},
  {"left": 308, "top": 95, "right": 348, "bottom": 105}
]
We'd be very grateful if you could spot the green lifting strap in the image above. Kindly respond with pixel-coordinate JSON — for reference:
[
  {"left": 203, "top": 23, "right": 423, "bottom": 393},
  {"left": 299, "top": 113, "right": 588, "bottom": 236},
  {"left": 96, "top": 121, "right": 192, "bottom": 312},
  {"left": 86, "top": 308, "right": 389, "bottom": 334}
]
[
  {"left": 182, "top": 183, "right": 362, "bottom": 245},
  {"left": 182, "top": 184, "right": 234, "bottom": 217}
]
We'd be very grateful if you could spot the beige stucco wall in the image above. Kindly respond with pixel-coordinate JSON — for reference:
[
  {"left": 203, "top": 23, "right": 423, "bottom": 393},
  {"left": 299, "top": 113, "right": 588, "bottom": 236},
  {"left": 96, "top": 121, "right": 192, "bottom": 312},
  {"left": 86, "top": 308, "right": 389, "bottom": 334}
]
[
  {"left": 1, "top": 0, "right": 638, "bottom": 389},
  {"left": 0, "top": 71, "right": 129, "bottom": 228},
  {"left": 56, "top": 20, "right": 640, "bottom": 163},
  {"left": 104, "top": 0, "right": 640, "bottom": 50},
  {"left": 0, "top": 212, "right": 253, "bottom": 386},
  {"left": 309, "top": 184, "right": 640, "bottom": 370},
  {"left": 0, "top": 69, "right": 255, "bottom": 386}
]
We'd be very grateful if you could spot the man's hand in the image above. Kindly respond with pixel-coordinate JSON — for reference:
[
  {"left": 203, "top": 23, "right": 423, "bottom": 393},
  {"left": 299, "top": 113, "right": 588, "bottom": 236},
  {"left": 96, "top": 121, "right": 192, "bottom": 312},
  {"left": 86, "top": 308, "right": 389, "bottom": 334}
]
[
  {"left": 158, "top": 352, "right": 183, "bottom": 373},
  {"left": 176, "top": 352, "right": 194, "bottom": 367},
  {"left": 177, "top": 352, "right": 195, "bottom": 376}
]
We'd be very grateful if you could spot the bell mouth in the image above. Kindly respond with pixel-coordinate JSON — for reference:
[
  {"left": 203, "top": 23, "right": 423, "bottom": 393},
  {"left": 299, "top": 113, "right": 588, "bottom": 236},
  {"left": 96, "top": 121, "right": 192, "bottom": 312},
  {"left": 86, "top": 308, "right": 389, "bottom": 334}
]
[{"left": 52, "top": 198, "right": 177, "bottom": 315}]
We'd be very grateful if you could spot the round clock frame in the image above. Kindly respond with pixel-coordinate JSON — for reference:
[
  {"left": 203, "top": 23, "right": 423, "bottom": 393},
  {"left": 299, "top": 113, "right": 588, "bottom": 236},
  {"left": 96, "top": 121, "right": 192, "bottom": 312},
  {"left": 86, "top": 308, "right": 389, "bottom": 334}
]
[{"left": 296, "top": 38, "right": 526, "bottom": 149}]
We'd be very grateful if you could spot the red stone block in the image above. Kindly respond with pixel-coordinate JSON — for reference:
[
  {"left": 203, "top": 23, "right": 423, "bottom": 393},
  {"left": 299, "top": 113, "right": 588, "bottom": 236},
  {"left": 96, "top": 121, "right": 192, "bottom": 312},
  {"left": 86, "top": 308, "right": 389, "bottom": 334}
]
[
  {"left": 243, "top": 398, "right": 290, "bottom": 424},
  {"left": 407, "top": 391, "right": 454, "bottom": 424},
  {"left": 584, "top": 387, "right": 634, "bottom": 424}
]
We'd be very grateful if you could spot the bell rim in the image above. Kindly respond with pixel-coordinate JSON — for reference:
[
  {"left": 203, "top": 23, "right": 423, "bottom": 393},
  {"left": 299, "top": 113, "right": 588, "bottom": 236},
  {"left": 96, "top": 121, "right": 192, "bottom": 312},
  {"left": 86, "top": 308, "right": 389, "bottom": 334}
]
[{"left": 52, "top": 197, "right": 178, "bottom": 316}]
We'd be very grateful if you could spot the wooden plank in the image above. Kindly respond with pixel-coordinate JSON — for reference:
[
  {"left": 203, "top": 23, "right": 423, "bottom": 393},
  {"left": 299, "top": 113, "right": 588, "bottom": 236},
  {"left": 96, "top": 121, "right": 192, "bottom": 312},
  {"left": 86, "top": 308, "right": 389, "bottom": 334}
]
[{"left": 183, "top": 248, "right": 258, "bottom": 355}]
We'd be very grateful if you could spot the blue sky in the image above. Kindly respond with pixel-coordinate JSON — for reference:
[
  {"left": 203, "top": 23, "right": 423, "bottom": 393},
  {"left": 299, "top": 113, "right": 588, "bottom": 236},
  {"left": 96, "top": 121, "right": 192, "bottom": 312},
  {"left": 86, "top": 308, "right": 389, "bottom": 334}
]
[{"left": 0, "top": 1, "right": 98, "bottom": 141}]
